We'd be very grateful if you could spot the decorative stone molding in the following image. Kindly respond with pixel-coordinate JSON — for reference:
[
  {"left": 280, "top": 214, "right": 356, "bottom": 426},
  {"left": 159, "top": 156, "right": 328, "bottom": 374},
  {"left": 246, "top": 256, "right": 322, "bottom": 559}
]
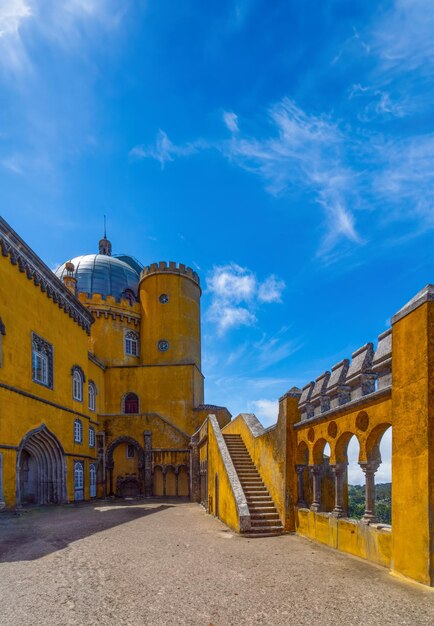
[
  {"left": 346, "top": 343, "right": 376, "bottom": 400},
  {"left": 0, "top": 217, "right": 93, "bottom": 335},
  {"left": 140, "top": 261, "right": 201, "bottom": 291},
  {"left": 299, "top": 381, "right": 315, "bottom": 421},
  {"left": 311, "top": 371, "right": 331, "bottom": 415},
  {"left": 326, "top": 359, "right": 350, "bottom": 409},
  {"left": 391, "top": 283, "right": 434, "bottom": 324},
  {"left": 372, "top": 329, "right": 392, "bottom": 390}
]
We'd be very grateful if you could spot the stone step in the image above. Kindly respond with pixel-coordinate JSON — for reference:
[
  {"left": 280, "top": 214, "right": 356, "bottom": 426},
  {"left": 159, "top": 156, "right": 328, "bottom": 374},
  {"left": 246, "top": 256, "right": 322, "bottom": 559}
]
[
  {"left": 244, "top": 526, "right": 283, "bottom": 536},
  {"left": 246, "top": 497, "right": 273, "bottom": 503},
  {"left": 249, "top": 506, "right": 277, "bottom": 513},
  {"left": 251, "top": 518, "right": 281, "bottom": 528},
  {"left": 250, "top": 512, "right": 280, "bottom": 520}
]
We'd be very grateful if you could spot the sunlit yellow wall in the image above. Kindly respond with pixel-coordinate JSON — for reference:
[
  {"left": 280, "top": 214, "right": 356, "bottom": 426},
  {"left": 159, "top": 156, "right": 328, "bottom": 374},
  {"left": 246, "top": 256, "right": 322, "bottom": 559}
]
[
  {"left": 207, "top": 418, "right": 240, "bottom": 532},
  {"left": 79, "top": 293, "right": 141, "bottom": 366},
  {"left": 112, "top": 443, "right": 139, "bottom": 477},
  {"left": 139, "top": 271, "right": 201, "bottom": 368},
  {"left": 296, "top": 509, "right": 392, "bottom": 568},
  {"left": 0, "top": 253, "right": 98, "bottom": 506},
  {"left": 103, "top": 364, "right": 204, "bottom": 435},
  {"left": 391, "top": 300, "right": 434, "bottom": 586}
]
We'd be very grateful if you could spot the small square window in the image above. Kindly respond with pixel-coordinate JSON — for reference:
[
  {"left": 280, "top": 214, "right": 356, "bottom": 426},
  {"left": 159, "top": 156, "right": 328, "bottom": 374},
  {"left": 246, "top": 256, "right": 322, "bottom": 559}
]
[{"left": 126, "top": 444, "right": 135, "bottom": 458}]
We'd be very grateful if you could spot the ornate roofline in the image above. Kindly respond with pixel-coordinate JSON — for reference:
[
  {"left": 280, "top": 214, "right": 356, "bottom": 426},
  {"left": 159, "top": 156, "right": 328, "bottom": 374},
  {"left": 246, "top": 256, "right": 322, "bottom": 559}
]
[{"left": 0, "top": 216, "right": 94, "bottom": 335}]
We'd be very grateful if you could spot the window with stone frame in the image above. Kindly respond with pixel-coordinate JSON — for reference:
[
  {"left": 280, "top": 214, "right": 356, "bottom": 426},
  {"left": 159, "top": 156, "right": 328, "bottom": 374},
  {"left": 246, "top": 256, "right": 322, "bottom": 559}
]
[
  {"left": 72, "top": 365, "right": 85, "bottom": 401},
  {"left": 89, "top": 426, "right": 95, "bottom": 448},
  {"left": 124, "top": 330, "right": 139, "bottom": 357},
  {"left": 74, "top": 419, "right": 83, "bottom": 444},
  {"left": 88, "top": 381, "right": 96, "bottom": 411},
  {"left": 0, "top": 317, "right": 5, "bottom": 368},
  {"left": 126, "top": 444, "right": 135, "bottom": 458},
  {"left": 31, "top": 332, "right": 54, "bottom": 389}
]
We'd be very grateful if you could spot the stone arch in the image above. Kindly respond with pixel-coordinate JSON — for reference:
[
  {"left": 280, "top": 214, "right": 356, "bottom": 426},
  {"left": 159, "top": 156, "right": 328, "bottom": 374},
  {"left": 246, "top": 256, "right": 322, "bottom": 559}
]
[
  {"left": 165, "top": 464, "right": 177, "bottom": 496},
  {"left": 16, "top": 424, "right": 67, "bottom": 505},
  {"left": 177, "top": 464, "right": 189, "bottom": 497},
  {"left": 366, "top": 423, "right": 392, "bottom": 463},
  {"left": 106, "top": 436, "right": 145, "bottom": 497},
  {"left": 296, "top": 440, "right": 309, "bottom": 465},
  {"left": 312, "top": 437, "right": 329, "bottom": 465},
  {"left": 334, "top": 431, "right": 361, "bottom": 464}
]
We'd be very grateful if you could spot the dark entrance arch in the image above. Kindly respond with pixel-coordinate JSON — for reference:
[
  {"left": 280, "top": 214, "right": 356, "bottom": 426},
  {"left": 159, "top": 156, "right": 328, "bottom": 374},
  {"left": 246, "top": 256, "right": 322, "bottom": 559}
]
[
  {"left": 106, "top": 436, "right": 145, "bottom": 497},
  {"left": 16, "top": 425, "right": 67, "bottom": 505}
]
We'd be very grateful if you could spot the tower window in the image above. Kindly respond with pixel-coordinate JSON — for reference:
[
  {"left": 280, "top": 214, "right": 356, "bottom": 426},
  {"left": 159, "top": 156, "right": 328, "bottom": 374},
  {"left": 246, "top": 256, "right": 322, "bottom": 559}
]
[
  {"left": 31, "top": 333, "right": 53, "bottom": 389},
  {"left": 159, "top": 293, "right": 169, "bottom": 304},
  {"left": 123, "top": 392, "right": 139, "bottom": 414},
  {"left": 71, "top": 366, "right": 85, "bottom": 401},
  {"left": 124, "top": 330, "right": 139, "bottom": 357},
  {"left": 158, "top": 339, "right": 169, "bottom": 352},
  {"left": 74, "top": 419, "right": 83, "bottom": 443}
]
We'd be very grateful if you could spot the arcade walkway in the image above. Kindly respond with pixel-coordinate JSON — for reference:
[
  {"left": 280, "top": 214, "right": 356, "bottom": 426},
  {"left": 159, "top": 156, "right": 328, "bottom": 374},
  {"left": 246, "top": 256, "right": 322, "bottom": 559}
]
[{"left": 0, "top": 500, "right": 432, "bottom": 625}]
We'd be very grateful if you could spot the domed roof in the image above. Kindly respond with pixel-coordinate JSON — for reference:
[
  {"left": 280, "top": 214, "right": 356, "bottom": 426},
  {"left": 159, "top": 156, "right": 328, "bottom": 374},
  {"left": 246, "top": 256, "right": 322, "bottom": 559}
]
[{"left": 55, "top": 254, "right": 140, "bottom": 300}]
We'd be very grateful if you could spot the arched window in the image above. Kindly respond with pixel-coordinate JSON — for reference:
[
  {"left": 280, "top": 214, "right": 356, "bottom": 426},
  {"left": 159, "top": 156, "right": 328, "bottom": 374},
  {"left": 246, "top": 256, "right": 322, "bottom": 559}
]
[
  {"left": 124, "top": 330, "right": 139, "bottom": 357},
  {"left": 74, "top": 461, "right": 84, "bottom": 501},
  {"left": 123, "top": 392, "right": 139, "bottom": 414},
  {"left": 88, "top": 381, "right": 96, "bottom": 411},
  {"left": 89, "top": 426, "right": 95, "bottom": 448},
  {"left": 122, "top": 289, "right": 136, "bottom": 306},
  {"left": 71, "top": 365, "right": 85, "bottom": 401},
  {"left": 89, "top": 464, "right": 97, "bottom": 498},
  {"left": 74, "top": 419, "right": 83, "bottom": 443}
]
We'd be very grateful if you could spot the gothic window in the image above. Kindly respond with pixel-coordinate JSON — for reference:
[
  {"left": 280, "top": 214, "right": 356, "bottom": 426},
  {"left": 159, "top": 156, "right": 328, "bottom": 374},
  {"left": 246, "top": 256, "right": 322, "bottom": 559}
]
[
  {"left": 123, "top": 392, "right": 139, "bottom": 414},
  {"left": 122, "top": 289, "right": 136, "bottom": 306},
  {"left": 126, "top": 444, "right": 135, "bottom": 459},
  {"left": 88, "top": 381, "right": 96, "bottom": 411},
  {"left": 74, "top": 419, "right": 83, "bottom": 443},
  {"left": 32, "top": 333, "right": 53, "bottom": 389},
  {"left": 71, "top": 365, "right": 85, "bottom": 401},
  {"left": 124, "top": 330, "right": 139, "bottom": 357},
  {"left": 89, "top": 464, "right": 97, "bottom": 498},
  {"left": 74, "top": 461, "right": 84, "bottom": 501},
  {"left": 89, "top": 426, "right": 95, "bottom": 448}
]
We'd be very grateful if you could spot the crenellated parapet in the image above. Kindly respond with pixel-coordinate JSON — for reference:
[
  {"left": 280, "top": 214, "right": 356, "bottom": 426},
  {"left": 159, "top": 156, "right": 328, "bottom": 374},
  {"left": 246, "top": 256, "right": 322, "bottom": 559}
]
[
  {"left": 140, "top": 261, "right": 200, "bottom": 289},
  {"left": 299, "top": 330, "right": 392, "bottom": 421},
  {"left": 77, "top": 292, "right": 141, "bottom": 326}
]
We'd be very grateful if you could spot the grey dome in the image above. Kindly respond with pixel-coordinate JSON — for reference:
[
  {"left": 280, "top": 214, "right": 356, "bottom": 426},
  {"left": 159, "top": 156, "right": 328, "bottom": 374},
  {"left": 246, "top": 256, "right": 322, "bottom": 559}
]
[{"left": 55, "top": 254, "right": 140, "bottom": 300}]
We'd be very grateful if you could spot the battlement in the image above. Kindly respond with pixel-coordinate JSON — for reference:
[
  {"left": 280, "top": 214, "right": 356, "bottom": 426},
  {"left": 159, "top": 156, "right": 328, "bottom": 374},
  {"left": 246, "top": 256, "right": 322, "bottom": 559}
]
[
  {"left": 77, "top": 291, "right": 140, "bottom": 310},
  {"left": 298, "top": 328, "right": 392, "bottom": 421},
  {"left": 140, "top": 261, "right": 200, "bottom": 287}
]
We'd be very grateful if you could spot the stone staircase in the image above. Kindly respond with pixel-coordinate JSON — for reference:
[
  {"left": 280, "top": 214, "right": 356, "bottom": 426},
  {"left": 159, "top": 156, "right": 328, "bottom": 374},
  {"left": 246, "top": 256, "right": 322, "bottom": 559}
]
[{"left": 223, "top": 434, "right": 283, "bottom": 537}]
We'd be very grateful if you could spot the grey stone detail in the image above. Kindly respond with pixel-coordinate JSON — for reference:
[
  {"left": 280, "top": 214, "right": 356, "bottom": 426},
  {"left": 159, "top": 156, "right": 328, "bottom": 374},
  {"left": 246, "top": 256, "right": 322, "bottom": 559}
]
[
  {"left": 327, "top": 359, "right": 351, "bottom": 409},
  {"left": 372, "top": 329, "right": 392, "bottom": 390},
  {"left": 208, "top": 414, "right": 251, "bottom": 532},
  {"left": 144, "top": 431, "right": 153, "bottom": 497},
  {"left": 346, "top": 343, "right": 376, "bottom": 400},
  {"left": 0, "top": 216, "right": 93, "bottom": 335},
  {"left": 310, "top": 371, "right": 331, "bottom": 415},
  {"left": 391, "top": 284, "right": 434, "bottom": 324},
  {"left": 279, "top": 386, "right": 302, "bottom": 401},
  {"left": 238, "top": 413, "right": 265, "bottom": 438},
  {"left": 298, "top": 381, "right": 315, "bottom": 420}
]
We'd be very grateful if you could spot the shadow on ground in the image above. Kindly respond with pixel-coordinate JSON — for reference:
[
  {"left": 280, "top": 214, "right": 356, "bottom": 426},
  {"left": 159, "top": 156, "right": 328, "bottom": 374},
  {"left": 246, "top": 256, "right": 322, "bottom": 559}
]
[{"left": 0, "top": 498, "right": 180, "bottom": 563}]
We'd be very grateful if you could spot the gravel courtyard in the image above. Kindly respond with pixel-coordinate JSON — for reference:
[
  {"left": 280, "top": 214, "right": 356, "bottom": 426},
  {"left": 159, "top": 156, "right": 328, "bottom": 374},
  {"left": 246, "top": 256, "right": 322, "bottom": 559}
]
[{"left": 0, "top": 500, "right": 432, "bottom": 626}]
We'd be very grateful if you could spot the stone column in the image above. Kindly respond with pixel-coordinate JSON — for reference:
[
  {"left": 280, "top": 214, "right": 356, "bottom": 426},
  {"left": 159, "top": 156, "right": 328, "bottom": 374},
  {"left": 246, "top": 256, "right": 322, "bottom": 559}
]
[
  {"left": 143, "top": 431, "right": 152, "bottom": 497},
  {"left": 310, "top": 465, "right": 322, "bottom": 512},
  {"left": 360, "top": 461, "right": 380, "bottom": 523},
  {"left": 107, "top": 465, "right": 114, "bottom": 497},
  {"left": 162, "top": 468, "right": 167, "bottom": 497},
  {"left": 331, "top": 463, "right": 348, "bottom": 518},
  {"left": 295, "top": 465, "right": 307, "bottom": 508},
  {"left": 175, "top": 468, "right": 179, "bottom": 497}
]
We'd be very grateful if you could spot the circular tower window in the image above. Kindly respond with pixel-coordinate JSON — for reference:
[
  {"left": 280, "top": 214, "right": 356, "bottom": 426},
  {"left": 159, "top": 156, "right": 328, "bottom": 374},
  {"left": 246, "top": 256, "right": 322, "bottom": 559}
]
[
  {"left": 158, "top": 340, "right": 170, "bottom": 352},
  {"left": 159, "top": 293, "right": 169, "bottom": 304}
]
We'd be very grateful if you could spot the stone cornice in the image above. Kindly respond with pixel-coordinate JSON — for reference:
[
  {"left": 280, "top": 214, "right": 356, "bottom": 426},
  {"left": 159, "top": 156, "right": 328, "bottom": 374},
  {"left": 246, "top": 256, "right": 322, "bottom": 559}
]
[
  {"left": 0, "top": 217, "right": 93, "bottom": 335},
  {"left": 391, "top": 284, "right": 434, "bottom": 324}
]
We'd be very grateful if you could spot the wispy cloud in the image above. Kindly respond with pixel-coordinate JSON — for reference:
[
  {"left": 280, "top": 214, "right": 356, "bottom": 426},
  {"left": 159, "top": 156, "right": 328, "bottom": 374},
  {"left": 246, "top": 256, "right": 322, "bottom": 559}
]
[
  {"left": 223, "top": 111, "right": 239, "bottom": 133},
  {"left": 206, "top": 263, "right": 285, "bottom": 335},
  {"left": 130, "top": 130, "right": 203, "bottom": 169}
]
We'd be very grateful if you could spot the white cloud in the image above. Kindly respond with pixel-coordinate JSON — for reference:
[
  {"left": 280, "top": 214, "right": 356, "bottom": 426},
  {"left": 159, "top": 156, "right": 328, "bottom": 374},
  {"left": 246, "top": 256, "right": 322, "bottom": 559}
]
[
  {"left": 130, "top": 130, "right": 202, "bottom": 169},
  {"left": 206, "top": 263, "right": 285, "bottom": 335},
  {"left": 223, "top": 111, "right": 239, "bottom": 133},
  {"left": 249, "top": 398, "right": 278, "bottom": 427},
  {"left": 0, "top": 0, "right": 32, "bottom": 72}
]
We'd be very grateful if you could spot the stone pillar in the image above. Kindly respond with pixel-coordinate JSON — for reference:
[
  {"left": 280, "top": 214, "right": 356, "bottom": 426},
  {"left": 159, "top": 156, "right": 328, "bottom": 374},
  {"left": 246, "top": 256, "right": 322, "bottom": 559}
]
[
  {"left": 295, "top": 465, "right": 307, "bottom": 508},
  {"left": 279, "top": 387, "right": 302, "bottom": 531},
  {"left": 108, "top": 466, "right": 114, "bottom": 497},
  {"left": 360, "top": 461, "right": 380, "bottom": 523},
  {"left": 162, "top": 468, "right": 167, "bottom": 497},
  {"left": 143, "top": 431, "right": 152, "bottom": 497},
  {"left": 190, "top": 433, "right": 200, "bottom": 502},
  {"left": 391, "top": 284, "right": 434, "bottom": 586},
  {"left": 310, "top": 465, "right": 322, "bottom": 512},
  {"left": 331, "top": 463, "right": 347, "bottom": 518},
  {"left": 175, "top": 468, "right": 179, "bottom": 497}
]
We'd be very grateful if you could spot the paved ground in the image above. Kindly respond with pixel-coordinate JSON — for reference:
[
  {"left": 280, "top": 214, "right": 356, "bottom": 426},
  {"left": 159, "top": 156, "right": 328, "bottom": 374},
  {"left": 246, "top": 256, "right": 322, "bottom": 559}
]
[{"left": 0, "top": 500, "right": 433, "bottom": 626}]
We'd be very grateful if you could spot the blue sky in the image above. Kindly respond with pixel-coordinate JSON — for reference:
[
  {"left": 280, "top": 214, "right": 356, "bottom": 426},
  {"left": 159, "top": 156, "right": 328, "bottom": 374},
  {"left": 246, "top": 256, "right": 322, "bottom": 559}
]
[{"left": 1, "top": 1, "right": 433, "bottom": 481}]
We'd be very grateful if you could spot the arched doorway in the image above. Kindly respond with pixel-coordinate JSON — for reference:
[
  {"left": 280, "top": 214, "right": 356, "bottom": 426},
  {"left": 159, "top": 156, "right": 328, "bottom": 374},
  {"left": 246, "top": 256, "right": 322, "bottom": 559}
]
[{"left": 16, "top": 425, "right": 66, "bottom": 505}]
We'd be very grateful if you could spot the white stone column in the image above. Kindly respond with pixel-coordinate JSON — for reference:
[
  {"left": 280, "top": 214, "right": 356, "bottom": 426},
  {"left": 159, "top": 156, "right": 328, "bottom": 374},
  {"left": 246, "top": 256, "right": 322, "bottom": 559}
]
[{"left": 331, "top": 463, "right": 347, "bottom": 518}]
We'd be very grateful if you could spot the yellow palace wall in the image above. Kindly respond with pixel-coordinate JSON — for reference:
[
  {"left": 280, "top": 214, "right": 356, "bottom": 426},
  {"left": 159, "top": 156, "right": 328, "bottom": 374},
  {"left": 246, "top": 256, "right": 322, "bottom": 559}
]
[{"left": 0, "top": 246, "right": 98, "bottom": 506}]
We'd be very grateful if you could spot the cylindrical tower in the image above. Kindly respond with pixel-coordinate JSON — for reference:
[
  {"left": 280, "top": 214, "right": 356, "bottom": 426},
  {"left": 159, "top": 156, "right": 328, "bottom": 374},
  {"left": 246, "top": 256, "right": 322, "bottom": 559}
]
[{"left": 139, "top": 261, "right": 201, "bottom": 368}]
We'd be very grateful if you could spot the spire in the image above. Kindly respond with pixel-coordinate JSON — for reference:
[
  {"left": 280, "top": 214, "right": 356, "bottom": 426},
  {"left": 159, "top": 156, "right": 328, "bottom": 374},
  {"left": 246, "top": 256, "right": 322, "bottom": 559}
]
[{"left": 99, "top": 215, "right": 112, "bottom": 256}]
